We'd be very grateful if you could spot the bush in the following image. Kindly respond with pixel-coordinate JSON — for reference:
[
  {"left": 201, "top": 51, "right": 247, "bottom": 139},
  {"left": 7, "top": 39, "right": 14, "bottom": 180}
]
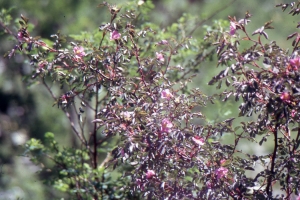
[{"left": 1, "top": 1, "right": 300, "bottom": 199}]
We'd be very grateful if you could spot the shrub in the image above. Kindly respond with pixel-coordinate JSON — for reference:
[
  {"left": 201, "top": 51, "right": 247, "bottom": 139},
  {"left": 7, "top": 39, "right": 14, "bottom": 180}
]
[{"left": 2, "top": 1, "right": 300, "bottom": 199}]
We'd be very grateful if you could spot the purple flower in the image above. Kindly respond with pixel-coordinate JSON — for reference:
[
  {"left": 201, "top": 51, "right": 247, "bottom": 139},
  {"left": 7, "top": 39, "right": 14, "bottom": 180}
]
[
  {"left": 156, "top": 52, "right": 165, "bottom": 62},
  {"left": 161, "top": 89, "right": 173, "bottom": 100},
  {"left": 229, "top": 22, "right": 236, "bottom": 35},
  {"left": 161, "top": 118, "right": 173, "bottom": 133},
  {"left": 110, "top": 30, "right": 121, "bottom": 40},
  {"left": 215, "top": 167, "right": 228, "bottom": 179}
]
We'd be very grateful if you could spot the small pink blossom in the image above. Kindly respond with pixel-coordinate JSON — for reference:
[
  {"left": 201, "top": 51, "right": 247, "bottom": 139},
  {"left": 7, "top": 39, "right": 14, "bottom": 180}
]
[
  {"left": 110, "top": 30, "right": 121, "bottom": 40},
  {"left": 146, "top": 170, "right": 155, "bottom": 179},
  {"left": 121, "top": 111, "right": 133, "bottom": 121},
  {"left": 229, "top": 22, "right": 236, "bottom": 35},
  {"left": 192, "top": 136, "right": 205, "bottom": 146},
  {"left": 156, "top": 52, "right": 165, "bottom": 62},
  {"left": 220, "top": 159, "right": 226, "bottom": 166},
  {"left": 290, "top": 57, "right": 300, "bottom": 70},
  {"left": 17, "top": 32, "right": 25, "bottom": 42},
  {"left": 161, "top": 89, "right": 173, "bottom": 100},
  {"left": 297, "top": 194, "right": 300, "bottom": 200},
  {"left": 161, "top": 118, "right": 173, "bottom": 133},
  {"left": 215, "top": 167, "right": 228, "bottom": 179},
  {"left": 73, "top": 46, "right": 85, "bottom": 58},
  {"left": 156, "top": 40, "right": 168, "bottom": 45},
  {"left": 291, "top": 109, "right": 296, "bottom": 118},
  {"left": 280, "top": 92, "right": 291, "bottom": 102}
]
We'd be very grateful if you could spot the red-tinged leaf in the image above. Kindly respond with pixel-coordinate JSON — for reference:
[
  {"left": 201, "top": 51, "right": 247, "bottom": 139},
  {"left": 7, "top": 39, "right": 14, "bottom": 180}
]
[
  {"left": 92, "top": 119, "right": 103, "bottom": 123},
  {"left": 20, "top": 14, "right": 28, "bottom": 24},
  {"left": 262, "top": 31, "right": 269, "bottom": 39},
  {"left": 264, "top": 20, "right": 273, "bottom": 29},
  {"left": 287, "top": 32, "right": 297, "bottom": 40}
]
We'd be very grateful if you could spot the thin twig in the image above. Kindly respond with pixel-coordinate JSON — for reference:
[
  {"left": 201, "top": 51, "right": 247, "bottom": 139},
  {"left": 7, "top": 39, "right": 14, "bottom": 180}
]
[
  {"left": 188, "top": 0, "right": 237, "bottom": 37},
  {"left": 0, "top": 20, "right": 17, "bottom": 40}
]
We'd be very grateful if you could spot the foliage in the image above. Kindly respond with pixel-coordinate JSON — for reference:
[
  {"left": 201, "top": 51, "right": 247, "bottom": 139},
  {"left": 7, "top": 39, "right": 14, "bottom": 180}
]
[{"left": 2, "top": 0, "right": 300, "bottom": 199}]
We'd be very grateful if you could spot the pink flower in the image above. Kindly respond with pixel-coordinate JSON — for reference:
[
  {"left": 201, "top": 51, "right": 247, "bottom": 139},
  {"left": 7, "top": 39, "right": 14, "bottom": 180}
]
[
  {"left": 110, "top": 30, "right": 121, "bottom": 40},
  {"left": 161, "top": 89, "right": 173, "bottom": 100},
  {"left": 17, "top": 32, "right": 25, "bottom": 42},
  {"left": 291, "top": 109, "right": 296, "bottom": 118},
  {"left": 156, "top": 52, "right": 165, "bottom": 62},
  {"left": 192, "top": 136, "right": 205, "bottom": 146},
  {"left": 215, "top": 167, "right": 228, "bottom": 179},
  {"left": 156, "top": 40, "right": 168, "bottom": 45},
  {"left": 161, "top": 118, "right": 173, "bottom": 133},
  {"left": 290, "top": 57, "right": 300, "bottom": 70},
  {"left": 220, "top": 159, "right": 226, "bottom": 166},
  {"left": 73, "top": 46, "right": 85, "bottom": 58},
  {"left": 146, "top": 170, "right": 155, "bottom": 179},
  {"left": 280, "top": 92, "right": 291, "bottom": 102},
  {"left": 229, "top": 22, "right": 236, "bottom": 35}
]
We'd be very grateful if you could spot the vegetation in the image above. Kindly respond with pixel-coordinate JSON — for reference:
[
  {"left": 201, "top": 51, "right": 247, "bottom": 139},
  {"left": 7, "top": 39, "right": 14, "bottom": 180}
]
[{"left": 1, "top": 0, "right": 300, "bottom": 199}]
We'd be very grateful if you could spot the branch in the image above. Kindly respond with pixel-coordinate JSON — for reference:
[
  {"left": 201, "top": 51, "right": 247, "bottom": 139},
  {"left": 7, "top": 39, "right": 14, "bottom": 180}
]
[
  {"left": 0, "top": 19, "right": 18, "bottom": 40},
  {"left": 188, "top": 0, "right": 237, "bottom": 36},
  {"left": 266, "top": 124, "right": 279, "bottom": 197}
]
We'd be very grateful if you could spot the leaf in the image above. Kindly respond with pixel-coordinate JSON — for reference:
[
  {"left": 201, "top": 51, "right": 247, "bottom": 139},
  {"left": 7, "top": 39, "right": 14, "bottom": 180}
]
[
  {"left": 262, "top": 31, "right": 268, "bottom": 39},
  {"left": 264, "top": 20, "right": 274, "bottom": 29},
  {"left": 216, "top": 80, "right": 222, "bottom": 89},
  {"left": 20, "top": 14, "right": 29, "bottom": 24},
  {"left": 287, "top": 32, "right": 298, "bottom": 40},
  {"left": 244, "top": 166, "right": 255, "bottom": 171}
]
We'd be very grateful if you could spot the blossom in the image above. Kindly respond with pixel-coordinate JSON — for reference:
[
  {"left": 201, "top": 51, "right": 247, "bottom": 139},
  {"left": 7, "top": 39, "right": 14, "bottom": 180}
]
[
  {"left": 156, "top": 40, "right": 168, "bottom": 45},
  {"left": 291, "top": 109, "right": 296, "bottom": 118},
  {"left": 289, "top": 57, "right": 300, "bottom": 70},
  {"left": 146, "top": 170, "right": 155, "bottom": 179},
  {"left": 73, "top": 46, "right": 85, "bottom": 58},
  {"left": 280, "top": 92, "right": 291, "bottom": 102},
  {"left": 192, "top": 136, "right": 205, "bottom": 146},
  {"left": 110, "top": 30, "right": 121, "bottom": 40},
  {"left": 220, "top": 159, "right": 226, "bottom": 166},
  {"left": 161, "top": 89, "right": 173, "bottom": 100},
  {"left": 17, "top": 32, "right": 25, "bottom": 42},
  {"left": 161, "top": 118, "right": 173, "bottom": 133},
  {"left": 215, "top": 167, "right": 228, "bottom": 179},
  {"left": 121, "top": 111, "right": 134, "bottom": 122},
  {"left": 156, "top": 52, "right": 165, "bottom": 62},
  {"left": 229, "top": 22, "right": 236, "bottom": 35}
]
